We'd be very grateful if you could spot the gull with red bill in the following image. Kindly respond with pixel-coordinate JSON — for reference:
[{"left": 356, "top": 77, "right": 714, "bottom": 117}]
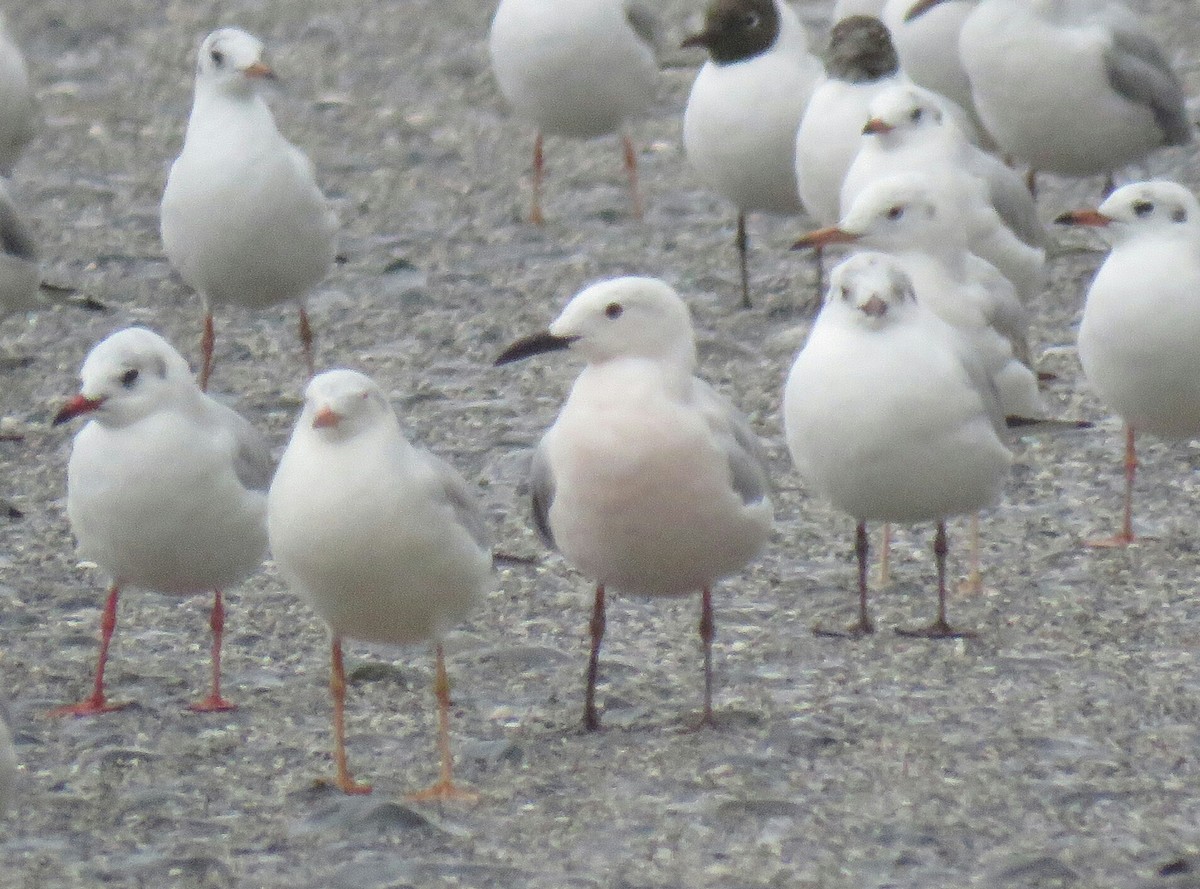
[
  {"left": 1055, "top": 180, "right": 1200, "bottom": 547},
  {"left": 495, "top": 276, "right": 772, "bottom": 730},
  {"left": 50, "top": 327, "right": 272, "bottom": 717},
  {"left": 161, "top": 27, "right": 337, "bottom": 391}
]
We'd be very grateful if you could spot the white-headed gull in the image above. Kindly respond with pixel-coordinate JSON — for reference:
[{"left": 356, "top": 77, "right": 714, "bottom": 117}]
[
  {"left": 1056, "top": 180, "right": 1200, "bottom": 547},
  {"left": 682, "top": 0, "right": 821, "bottom": 307},
  {"left": 0, "top": 14, "right": 34, "bottom": 177},
  {"left": 495, "top": 276, "right": 772, "bottom": 729},
  {"left": 842, "top": 83, "right": 1046, "bottom": 303},
  {"left": 50, "top": 327, "right": 272, "bottom": 716},
  {"left": 488, "top": 0, "right": 659, "bottom": 224},
  {"left": 784, "top": 251, "right": 1011, "bottom": 636},
  {"left": 161, "top": 28, "right": 337, "bottom": 391},
  {"left": 919, "top": 0, "right": 1192, "bottom": 191},
  {"left": 268, "top": 369, "right": 491, "bottom": 797}
]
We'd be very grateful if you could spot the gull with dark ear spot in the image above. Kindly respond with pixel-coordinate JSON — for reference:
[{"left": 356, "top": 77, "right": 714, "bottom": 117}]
[
  {"left": 161, "top": 27, "right": 337, "bottom": 391},
  {"left": 784, "top": 251, "right": 1011, "bottom": 637},
  {"left": 682, "top": 0, "right": 822, "bottom": 308},
  {"left": 49, "top": 327, "right": 272, "bottom": 718},
  {"left": 268, "top": 369, "right": 491, "bottom": 798},
  {"left": 1056, "top": 180, "right": 1200, "bottom": 548},
  {"left": 496, "top": 276, "right": 772, "bottom": 730},
  {"left": 488, "top": 0, "right": 659, "bottom": 224},
  {"left": 916, "top": 0, "right": 1191, "bottom": 195}
]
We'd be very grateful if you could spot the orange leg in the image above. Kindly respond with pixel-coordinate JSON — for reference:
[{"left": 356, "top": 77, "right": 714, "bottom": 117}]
[
  {"left": 815, "top": 520, "right": 874, "bottom": 637},
  {"left": 583, "top": 584, "right": 606, "bottom": 731},
  {"left": 875, "top": 522, "right": 892, "bottom": 588},
  {"left": 897, "top": 521, "right": 976, "bottom": 639},
  {"left": 187, "top": 591, "right": 237, "bottom": 713},
  {"left": 298, "top": 306, "right": 315, "bottom": 380},
  {"left": 530, "top": 133, "right": 545, "bottom": 225},
  {"left": 199, "top": 312, "right": 215, "bottom": 392},
  {"left": 49, "top": 584, "right": 130, "bottom": 717},
  {"left": 958, "top": 513, "right": 984, "bottom": 595},
  {"left": 622, "top": 134, "right": 643, "bottom": 221},
  {"left": 407, "top": 643, "right": 478, "bottom": 802},
  {"left": 1086, "top": 424, "right": 1137, "bottom": 547},
  {"left": 329, "top": 637, "right": 371, "bottom": 795}
]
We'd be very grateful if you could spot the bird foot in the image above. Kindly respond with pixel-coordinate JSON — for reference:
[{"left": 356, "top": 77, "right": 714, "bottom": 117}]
[
  {"left": 813, "top": 619, "right": 874, "bottom": 638},
  {"left": 895, "top": 620, "right": 976, "bottom": 639},
  {"left": 406, "top": 779, "right": 479, "bottom": 803},
  {"left": 47, "top": 696, "right": 130, "bottom": 718},
  {"left": 955, "top": 575, "right": 992, "bottom": 597},
  {"left": 186, "top": 694, "right": 238, "bottom": 713},
  {"left": 1083, "top": 532, "right": 1135, "bottom": 548}
]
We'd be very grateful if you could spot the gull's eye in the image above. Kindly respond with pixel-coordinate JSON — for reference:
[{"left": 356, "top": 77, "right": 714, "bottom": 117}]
[
  {"left": 120, "top": 368, "right": 139, "bottom": 389},
  {"left": 1132, "top": 200, "right": 1154, "bottom": 217},
  {"left": 210, "top": 47, "right": 225, "bottom": 66},
  {"left": 840, "top": 286, "right": 851, "bottom": 301},
  {"left": 886, "top": 205, "right": 904, "bottom": 221},
  {"left": 742, "top": 11, "right": 761, "bottom": 28},
  {"left": 1173, "top": 208, "right": 1187, "bottom": 223},
  {"left": 604, "top": 302, "right": 624, "bottom": 319},
  {"left": 910, "top": 108, "right": 923, "bottom": 122}
]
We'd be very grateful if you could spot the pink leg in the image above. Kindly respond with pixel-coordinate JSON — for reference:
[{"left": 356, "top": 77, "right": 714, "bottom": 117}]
[
  {"left": 329, "top": 637, "right": 371, "bottom": 795},
  {"left": 622, "top": 134, "right": 643, "bottom": 221},
  {"left": 530, "top": 133, "right": 545, "bottom": 225},
  {"left": 583, "top": 584, "right": 606, "bottom": 731},
  {"left": 876, "top": 522, "right": 892, "bottom": 587},
  {"left": 694, "top": 586, "right": 716, "bottom": 728},
  {"left": 199, "top": 313, "right": 215, "bottom": 392},
  {"left": 49, "top": 584, "right": 130, "bottom": 717},
  {"left": 407, "top": 643, "right": 477, "bottom": 802},
  {"left": 958, "top": 513, "right": 984, "bottom": 595},
  {"left": 298, "top": 306, "right": 315, "bottom": 379},
  {"left": 187, "top": 591, "right": 237, "bottom": 713},
  {"left": 1086, "top": 424, "right": 1137, "bottom": 548}
]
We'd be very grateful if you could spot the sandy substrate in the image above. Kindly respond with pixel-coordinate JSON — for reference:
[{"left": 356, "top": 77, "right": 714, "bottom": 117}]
[{"left": 3, "top": 0, "right": 1200, "bottom": 887}]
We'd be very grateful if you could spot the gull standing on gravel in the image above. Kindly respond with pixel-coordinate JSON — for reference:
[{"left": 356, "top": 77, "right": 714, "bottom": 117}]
[
  {"left": 488, "top": 0, "right": 659, "bottom": 224},
  {"left": 0, "top": 14, "right": 35, "bottom": 177},
  {"left": 682, "top": 0, "right": 822, "bottom": 308},
  {"left": 920, "top": 0, "right": 1192, "bottom": 193},
  {"left": 268, "top": 370, "right": 491, "bottom": 797},
  {"left": 1056, "top": 181, "right": 1200, "bottom": 547},
  {"left": 161, "top": 28, "right": 337, "bottom": 391},
  {"left": 495, "top": 277, "right": 772, "bottom": 730},
  {"left": 784, "top": 252, "right": 1011, "bottom": 636},
  {"left": 50, "top": 328, "right": 272, "bottom": 716},
  {"left": 841, "top": 83, "right": 1046, "bottom": 303},
  {"left": 0, "top": 177, "right": 41, "bottom": 327}
]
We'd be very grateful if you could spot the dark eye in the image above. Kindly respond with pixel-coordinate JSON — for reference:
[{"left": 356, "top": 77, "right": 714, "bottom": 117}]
[
  {"left": 742, "top": 12, "right": 761, "bottom": 27},
  {"left": 886, "top": 206, "right": 904, "bottom": 221},
  {"left": 1133, "top": 200, "right": 1153, "bottom": 217},
  {"left": 1173, "top": 208, "right": 1187, "bottom": 223},
  {"left": 910, "top": 108, "right": 923, "bottom": 122},
  {"left": 604, "top": 302, "right": 623, "bottom": 319},
  {"left": 210, "top": 47, "right": 224, "bottom": 66},
  {"left": 840, "top": 286, "right": 851, "bottom": 301},
  {"left": 120, "top": 368, "right": 139, "bottom": 389}
]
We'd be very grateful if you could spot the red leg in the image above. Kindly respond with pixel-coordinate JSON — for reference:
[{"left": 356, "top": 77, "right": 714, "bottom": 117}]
[
  {"left": 298, "top": 306, "right": 315, "bottom": 380},
  {"left": 188, "top": 591, "right": 237, "bottom": 713},
  {"left": 736, "top": 211, "right": 751, "bottom": 309},
  {"left": 530, "top": 133, "right": 545, "bottom": 225},
  {"left": 49, "top": 584, "right": 129, "bottom": 717},
  {"left": 199, "top": 312, "right": 215, "bottom": 392},
  {"left": 407, "top": 643, "right": 477, "bottom": 802},
  {"left": 815, "top": 520, "right": 874, "bottom": 637},
  {"left": 1086, "top": 424, "right": 1137, "bottom": 547},
  {"left": 958, "top": 513, "right": 984, "bottom": 595},
  {"left": 897, "top": 521, "right": 976, "bottom": 638},
  {"left": 622, "top": 134, "right": 643, "bottom": 221},
  {"left": 583, "top": 584, "right": 606, "bottom": 731},
  {"left": 329, "top": 637, "right": 371, "bottom": 794}
]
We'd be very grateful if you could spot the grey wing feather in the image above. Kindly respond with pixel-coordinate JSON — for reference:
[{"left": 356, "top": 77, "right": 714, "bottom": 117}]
[
  {"left": 693, "top": 378, "right": 771, "bottom": 507},
  {"left": 944, "top": 326, "right": 1007, "bottom": 437},
  {"left": 0, "top": 187, "right": 37, "bottom": 262},
  {"left": 529, "top": 442, "right": 557, "bottom": 551},
  {"left": 423, "top": 450, "right": 491, "bottom": 553},
  {"left": 624, "top": 0, "right": 661, "bottom": 54},
  {"left": 1104, "top": 28, "right": 1192, "bottom": 146},
  {"left": 980, "top": 155, "right": 1046, "bottom": 250},
  {"left": 222, "top": 405, "right": 275, "bottom": 493}
]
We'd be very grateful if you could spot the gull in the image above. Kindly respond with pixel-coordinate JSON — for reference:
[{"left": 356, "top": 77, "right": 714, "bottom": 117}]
[
  {"left": 268, "top": 370, "right": 491, "bottom": 797},
  {"left": 1055, "top": 180, "right": 1200, "bottom": 547},
  {"left": 795, "top": 15, "right": 904, "bottom": 233},
  {"left": 495, "top": 276, "right": 772, "bottom": 730},
  {"left": 841, "top": 83, "right": 1046, "bottom": 303},
  {"left": 784, "top": 251, "right": 1011, "bottom": 636},
  {"left": 0, "top": 14, "right": 34, "bottom": 177},
  {"left": 916, "top": 0, "right": 1192, "bottom": 192},
  {"left": 0, "top": 697, "right": 14, "bottom": 815},
  {"left": 488, "top": 0, "right": 659, "bottom": 224},
  {"left": 682, "top": 0, "right": 822, "bottom": 307},
  {"left": 161, "top": 27, "right": 337, "bottom": 391},
  {"left": 50, "top": 328, "right": 272, "bottom": 717},
  {"left": 834, "top": 0, "right": 887, "bottom": 16}
]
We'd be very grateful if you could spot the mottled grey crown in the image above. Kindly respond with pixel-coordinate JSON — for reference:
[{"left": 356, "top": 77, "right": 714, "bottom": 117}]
[{"left": 824, "top": 15, "right": 898, "bottom": 83}]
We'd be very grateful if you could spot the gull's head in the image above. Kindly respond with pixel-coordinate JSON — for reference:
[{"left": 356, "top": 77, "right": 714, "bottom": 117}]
[
  {"left": 863, "top": 84, "right": 950, "bottom": 138},
  {"left": 196, "top": 28, "right": 276, "bottom": 93},
  {"left": 495, "top": 277, "right": 697, "bottom": 369},
  {"left": 824, "top": 15, "right": 898, "bottom": 83},
  {"left": 826, "top": 252, "right": 918, "bottom": 328},
  {"left": 300, "top": 369, "right": 394, "bottom": 441},
  {"left": 54, "top": 328, "right": 194, "bottom": 429},
  {"left": 1055, "top": 180, "right": 1200, "bottom": 241},
  {"left": 681, "top": 0, "right": 780, "bottom": 65},
  {"left": 837, "top": 173, "right": 958, "bottom": 251}
]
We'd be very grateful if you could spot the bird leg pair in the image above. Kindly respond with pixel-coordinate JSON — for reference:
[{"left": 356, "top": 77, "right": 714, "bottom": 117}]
[
  {"left": 197, "top": 309, "right": 315, "bottom": 393},
  {"left": 528, "top": 133, "right": 643, "bottom": 226}
]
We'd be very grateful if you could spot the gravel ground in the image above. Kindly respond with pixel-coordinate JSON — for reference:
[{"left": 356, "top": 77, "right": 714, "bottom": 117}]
[{"left": 3, "top": 0, "right": 1200, "bottom": 887}]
